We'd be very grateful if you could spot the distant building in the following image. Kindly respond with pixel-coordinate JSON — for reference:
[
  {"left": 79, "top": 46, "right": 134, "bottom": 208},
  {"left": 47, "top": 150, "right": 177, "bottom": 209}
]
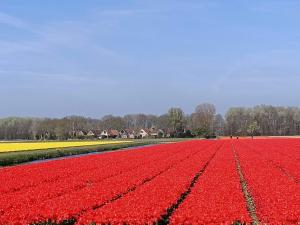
[
  {"left": 101, "top": 129, "right": 119, "bottom": 139},
  {"left": 100, "top": 130, "right": 108, "bottom": 139},
  {"left": 162, "top": 128, "right": 173, "bottom": 138},
  {"left": 119, "top": 129, "right": 129, "bottom": 139},
  {"left": 75, "top": 130, "right": 87, "bottom": 138},
  {"left": 119, "top": 129, "right": 136, "bottom": 139},
  {"left": 139, "top": 129, "right": 149, "bottom": 138},
  {"left": 157, "top": 129, "right": 165, "bottom": 138},
  {"left": 149, "top": 126, "right": 158, "bottom": 138},
  {"left": 87, "top": 130, "right": 102, "bottom": 139},
  {"left": 126, "top": 129, "right": 135, "bottom": 139}
]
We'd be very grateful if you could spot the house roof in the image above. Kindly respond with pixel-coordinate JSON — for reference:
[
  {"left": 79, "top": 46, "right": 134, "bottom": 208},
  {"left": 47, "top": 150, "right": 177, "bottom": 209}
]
[
  {"left": 89, "top": 130, "right": 102, "bottom": 136},
  {"left": 149, "top": 126, "right": 157, "bottom": 132},
  {"left": 108, "top": 129, "right": 119, "bottom": 136},
  {"left": 140, "top": 128, "right": 150, "bottom": 134},
  {"left": 125, "top": 129, "right": 134, "bottom": 134},
  {"left": 76, "top": 130, "right": 87, "bottom": 135}
]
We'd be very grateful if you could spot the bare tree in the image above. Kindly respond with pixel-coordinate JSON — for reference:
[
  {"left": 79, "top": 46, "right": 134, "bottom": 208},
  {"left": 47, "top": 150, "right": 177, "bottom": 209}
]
[
  {"left": 101, "top": 115, "right": 126, "bottom": 130},
  {"left": 192, "top": 103, "right": 216, "bottom": 136},
  {"left": 1, "top": 104, "right": 300, "bottom": 140},
  {"left": 168, "top": 108, "right": 184, "bottom": 133}
]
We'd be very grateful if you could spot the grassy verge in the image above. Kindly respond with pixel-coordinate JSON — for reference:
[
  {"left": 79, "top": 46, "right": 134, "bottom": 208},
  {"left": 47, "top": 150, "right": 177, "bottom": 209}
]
[{"left": 0, "top": 139, "right": 188, "bottom": 167}]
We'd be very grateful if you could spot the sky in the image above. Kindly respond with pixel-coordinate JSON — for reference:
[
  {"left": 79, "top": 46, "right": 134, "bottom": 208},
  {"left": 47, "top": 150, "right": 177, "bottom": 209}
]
[{"left": 1, "top": 0, "right": 300, "bottom": 118}]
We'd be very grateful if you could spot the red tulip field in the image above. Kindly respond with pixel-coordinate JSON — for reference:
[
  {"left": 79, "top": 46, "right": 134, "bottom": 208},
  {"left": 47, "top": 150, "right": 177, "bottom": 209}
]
[{"left": 0, "top": 139, "right": 299, "bottom": 225}]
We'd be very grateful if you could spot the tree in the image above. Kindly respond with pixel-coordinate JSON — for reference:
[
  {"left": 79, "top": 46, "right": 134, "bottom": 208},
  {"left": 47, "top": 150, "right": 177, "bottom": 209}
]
[
  {"left": 214, "top": 114, "right": 225, "bottom": 136},
  {"left": 168, "top": 108, "right": 184, "bottom": 133},
  {"left": 157, "top": 114, "right": 170, "bottom": 130},
  {"left": 247, "top": 121, "right": 259, "bottom": 138},
  {"left": 225, "top": 107, "right": 251, "bottom": 136},
  {"left": 192, "top": 103, "right": 216, "bottom": 136},
  {"left": 2, "top": 104, "right": 300, "bottom": 141},
  {"left": 101, "top": 115, "right": 126, "bottom": 130}
]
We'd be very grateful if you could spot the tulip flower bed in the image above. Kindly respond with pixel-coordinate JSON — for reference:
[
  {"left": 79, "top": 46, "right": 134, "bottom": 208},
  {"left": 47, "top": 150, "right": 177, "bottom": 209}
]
[
  {"left": 234, "top": 140, "right": 300, "bottom": 224},
  {"left": 169, "top": 141, "right": 251, "bottom": 224},
  {"left": 243, "top": 139, "right": 300, "bottom": 182},
  {"left": 76, "top": 142, "right": 220, "bottom": 224},
  {"left": 0, "top": 139, "right": 300, "bottom": 225}
]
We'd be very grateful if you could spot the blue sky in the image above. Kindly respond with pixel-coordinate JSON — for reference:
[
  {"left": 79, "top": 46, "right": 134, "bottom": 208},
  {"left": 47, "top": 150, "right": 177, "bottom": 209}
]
[{"left": 1, "top": 0, "right": 300, "bottom": 118}]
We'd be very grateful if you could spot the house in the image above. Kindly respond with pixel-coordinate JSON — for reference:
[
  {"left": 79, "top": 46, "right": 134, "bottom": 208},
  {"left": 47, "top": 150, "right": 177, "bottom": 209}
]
[
  {"left": 126, "top": 129, "right": 135, "bottom": 139},
  {"left": 119, "top": 129, "right": 135, "bottom": 139},
  {"left": 139, "top": 129, "right": 149, "bottom": 138},
  {"left": 149, "top": 127, "right": 158, "bottom": 138},
  {"left": 148, "top": 126, "right": 165, "bottom": 138},
  {"left": 101, "top": 129, "right": 119, "bottom": 139},
  {"left": 87, "top": 130, "right": 95, "bottom": 138},
  {"left": 100, "top": 130, "right": 109, "bottom": 139},
  {"left": 75, "top": 130, "right": 87, "bottom": 138},
  {"left": 87, "top": 130, "right": 102, "bottom": 139},
  {"left": 157, "top": 129, "right": 165, "bottom": 138},
  {"left": 119, "top": 129, "right": 129, "bottom": 139},
  {"left": 162, "top": 128, "right": 172, "bottom": 138},
  {"left": 109, "top": 129, "right": 120, "bottom": 138},
  {"left": 94, "top": 130, "right": 102, "bottom": 138}
]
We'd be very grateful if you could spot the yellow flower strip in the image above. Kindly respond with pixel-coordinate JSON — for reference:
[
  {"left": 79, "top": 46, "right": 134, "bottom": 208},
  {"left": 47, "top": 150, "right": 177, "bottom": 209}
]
[{"left": 0, "top": 141, "right": 133, "bottom": 153}]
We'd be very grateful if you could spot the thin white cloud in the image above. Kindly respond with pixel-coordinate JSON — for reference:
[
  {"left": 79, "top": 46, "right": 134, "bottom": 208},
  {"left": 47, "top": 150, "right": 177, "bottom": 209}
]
[
  {"left": 0, "top": 12, "right": 24, "bottom": 27},
  {"left": 0, "top": 69, "right": 90, "bottom": 84},
  {"left": 0, "top": 13, "right": 126, "bottom": 65},
  {"left": 0, "top": 67, "right": 125, "bottom": 84},
  {"left": 94, "top": 1, "right": 219, "bottom": 17},
  {"left": 98, "top": 9, "right": 151, "bottom": 16},
  {"left": 0, "top": 11, "right": 30, "bottom": 30},
  {"left": 0, "top": 39, "right": 47, "bottom": 54}
]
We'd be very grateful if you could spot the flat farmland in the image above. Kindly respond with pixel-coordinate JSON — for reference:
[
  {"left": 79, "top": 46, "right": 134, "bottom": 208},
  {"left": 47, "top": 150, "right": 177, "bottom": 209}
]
[
  {"left": 0, "top": 139, "right": 299, "bottom": 225},
  {"left": 0, "top": 140, "right": 161, "bottom": 167}
]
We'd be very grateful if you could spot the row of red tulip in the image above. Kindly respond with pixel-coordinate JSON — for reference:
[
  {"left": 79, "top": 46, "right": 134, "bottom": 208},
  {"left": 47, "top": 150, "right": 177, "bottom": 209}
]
[
  {"left": 0, "top": 141, "right": 215, "bottom": 224},
  {"left": 235, "top": 140, "right": 300, "bottom": 224},
  {"left": 76, "top": 142, "right": 220, "bottom": 224},
  {"left": 0, "top": 142, "right": 181, "bottom": 194},
  {"left": 0, "top": 141, "right": 191, "bottom": 215},
  {"left": 0, "top": 142, "right": 180, "bottom": 218},
  {"left": 245, "top": 139, "right": 300, "bottom": 182},
  {"left": 1, "top": 139, "right": 299, "bottom": 224},
  {"left": 170, "top": 141, "right": 251, "bottom": 224}
]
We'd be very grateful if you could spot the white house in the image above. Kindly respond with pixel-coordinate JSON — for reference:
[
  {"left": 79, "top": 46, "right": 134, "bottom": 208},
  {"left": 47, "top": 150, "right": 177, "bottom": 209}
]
[
  {"left": 100, "top": 130, "right": 108, "bottom": 139},
  {"left": 119, "top": 129, "right": 128, "bottom": 139},
  {"left": 139, "top": 129, "right": 149, "bottom": 138},
  {"left": 101, "top": 129, "right": 119, "bottom": 139}
]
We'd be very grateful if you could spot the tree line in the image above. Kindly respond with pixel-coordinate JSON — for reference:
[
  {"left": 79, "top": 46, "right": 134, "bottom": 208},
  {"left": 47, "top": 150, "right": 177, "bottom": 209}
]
[{"left": 1, "top": 104, "right": 300, "bottom": 140}]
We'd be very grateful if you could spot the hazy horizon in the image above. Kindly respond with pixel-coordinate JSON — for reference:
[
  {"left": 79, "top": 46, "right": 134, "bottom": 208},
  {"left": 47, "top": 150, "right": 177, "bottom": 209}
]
[{"left": 1, "top": 0, "right": 300, "bottom": 118}]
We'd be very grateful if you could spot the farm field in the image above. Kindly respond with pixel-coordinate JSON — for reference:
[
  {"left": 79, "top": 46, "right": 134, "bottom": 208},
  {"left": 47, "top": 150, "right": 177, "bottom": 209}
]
[
  {"left": 0, "top": 139, "right": 186, "bottom": 167},
  {"left": 0, "top": 139, "right": 299, "bottom": 224},
  {"left": 0, "top": 140, "right": 133, "bottom": 153}
]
